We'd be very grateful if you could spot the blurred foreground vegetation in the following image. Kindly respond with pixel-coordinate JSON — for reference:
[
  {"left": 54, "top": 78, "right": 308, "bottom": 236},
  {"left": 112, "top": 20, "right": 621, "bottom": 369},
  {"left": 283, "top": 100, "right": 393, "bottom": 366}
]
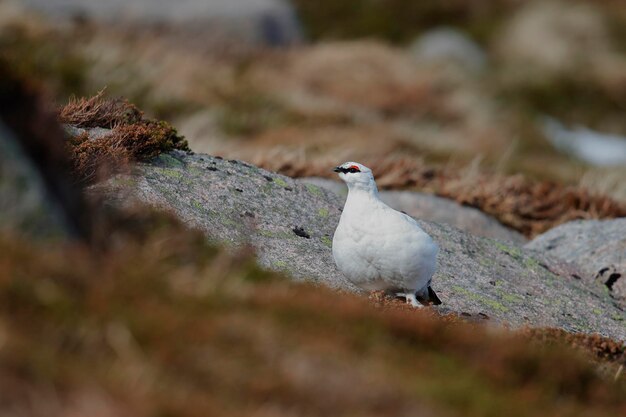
[{"left": 1, "top": 209, "right": 625, "bottom": 416}]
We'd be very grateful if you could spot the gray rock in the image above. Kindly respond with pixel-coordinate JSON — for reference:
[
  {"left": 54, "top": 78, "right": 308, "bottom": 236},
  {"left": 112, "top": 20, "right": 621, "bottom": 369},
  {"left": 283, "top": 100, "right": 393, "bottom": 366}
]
[
  {"left": 410, "top": 27, "right": 487, "bottom": 72},
  {"left": 299, "top": 177, "right": 527, "bottom": 244},
  {"left": 0, "top": 120, "right": 69, "bottom": 238},
  {"left": 526, "top": 219, "right": 626, "bottom": 303},
  {"left": 63, "top": 125, "right": 112, "bottom": 141},
  {"left": 93, "top": 150, "right": 626, "bottom": 341},
  {"left": 542, "top": 117, "right": 626, "bottom": 166},
  {"left": 298, "top": 177, "right": 348, "bottom": 198},
  {"left": 21, "top": 0, "right": 302, "bottom": 46}
]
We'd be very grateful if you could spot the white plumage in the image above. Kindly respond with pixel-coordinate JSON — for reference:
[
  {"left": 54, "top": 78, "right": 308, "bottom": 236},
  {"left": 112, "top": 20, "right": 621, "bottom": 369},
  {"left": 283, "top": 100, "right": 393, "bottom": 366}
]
[{"left": 332, "top": 162, "right": 441, "bottom": 307}]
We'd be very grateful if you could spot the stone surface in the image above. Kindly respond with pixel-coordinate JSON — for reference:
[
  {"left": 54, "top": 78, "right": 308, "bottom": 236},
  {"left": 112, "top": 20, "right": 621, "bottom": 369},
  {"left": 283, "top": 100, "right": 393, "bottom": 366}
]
[
  {"left": 526, "top": 219, "right": 626, "bottom": 303},
  {"left": 20, "top": 0, "right": 302, "bottom": 46},
  {"left": 64, "top": 125, "right": 112, "bottom": 141},
  {"left": 410, "top": 27, "right": 487, "bottom": 72},
  {"left": 299, "top": 177, "right": 527, "bottom": 244},
  {"left": 0, "top": 120, "right": 69, "bottom": 238},
  {"left": 541, "top": 117, "right": 626, "bottom": 167},
  {"left": 92, "top": 150, "right": 626, "bottom": 341}
]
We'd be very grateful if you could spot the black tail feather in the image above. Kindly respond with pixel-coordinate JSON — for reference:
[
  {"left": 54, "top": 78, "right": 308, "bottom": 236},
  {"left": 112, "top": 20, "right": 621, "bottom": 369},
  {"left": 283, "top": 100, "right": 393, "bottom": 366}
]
[{"left": 427, "top": 286, "right": 442, "bottom": 305}]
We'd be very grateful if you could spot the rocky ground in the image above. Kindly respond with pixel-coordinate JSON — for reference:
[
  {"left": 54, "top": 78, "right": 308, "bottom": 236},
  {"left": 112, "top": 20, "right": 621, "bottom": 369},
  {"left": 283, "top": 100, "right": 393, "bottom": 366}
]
[{"left": 90, "top": 149, "right": 626, "bottom": 341}]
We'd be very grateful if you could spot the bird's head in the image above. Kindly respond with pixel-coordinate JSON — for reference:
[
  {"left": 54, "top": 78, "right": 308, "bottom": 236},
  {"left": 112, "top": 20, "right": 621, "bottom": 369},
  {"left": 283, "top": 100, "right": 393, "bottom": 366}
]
[{"left": 333, "top": 162, "right": 376, "bottom": 191}]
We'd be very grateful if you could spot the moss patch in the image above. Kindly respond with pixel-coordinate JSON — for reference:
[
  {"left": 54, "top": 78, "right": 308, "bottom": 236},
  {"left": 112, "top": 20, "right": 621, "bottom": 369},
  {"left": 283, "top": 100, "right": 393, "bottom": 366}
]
[
  {"left": 273, "top": 177, "right": 289, "bottom": 188},
  {"left": 306, "top": 183, "right": 323, "bottom": 196},
  {"left": 318, "top": 207, "right": 330, "bottom": 218},
  {"left": 452, "top": 285, "right": 510, "bottom": 313}
]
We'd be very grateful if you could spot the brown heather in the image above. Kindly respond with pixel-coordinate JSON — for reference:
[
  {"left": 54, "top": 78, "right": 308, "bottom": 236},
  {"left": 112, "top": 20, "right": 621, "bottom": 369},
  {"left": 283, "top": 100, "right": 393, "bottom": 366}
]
[
  {"left": 59, "top": 90, "right": 143, "bottom": 128},
  {"left": 60, "top": 92, "right": 189, "bottom": 184}
]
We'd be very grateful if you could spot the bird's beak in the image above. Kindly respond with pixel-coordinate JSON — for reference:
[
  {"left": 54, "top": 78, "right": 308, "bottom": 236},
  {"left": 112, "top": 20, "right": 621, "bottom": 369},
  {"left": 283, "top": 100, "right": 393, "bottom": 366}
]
[{"left": 333, "top": 166, "right": 342, "bottom": 173}]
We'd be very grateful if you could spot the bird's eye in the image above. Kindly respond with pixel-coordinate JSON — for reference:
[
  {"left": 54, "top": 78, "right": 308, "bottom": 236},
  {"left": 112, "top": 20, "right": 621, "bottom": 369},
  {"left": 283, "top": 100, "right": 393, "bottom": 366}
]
[{"left": 348, "top": 166, "right": 360, "bottom": 173}]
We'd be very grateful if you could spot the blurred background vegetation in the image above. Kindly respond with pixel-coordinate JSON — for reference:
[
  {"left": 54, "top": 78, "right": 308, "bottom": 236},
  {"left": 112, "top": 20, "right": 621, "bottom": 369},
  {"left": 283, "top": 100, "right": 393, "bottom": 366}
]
[{"left": 2, "top": 0, "right": 626, "bottom": 194}]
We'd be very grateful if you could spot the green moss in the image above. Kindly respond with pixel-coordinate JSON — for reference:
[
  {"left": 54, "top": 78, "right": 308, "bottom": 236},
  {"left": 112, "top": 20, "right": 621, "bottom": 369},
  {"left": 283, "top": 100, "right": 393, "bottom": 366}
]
[
  {"left": 220, "top": 217, "right": 239, "bottom": 227},
  {"left": 500, "top": 292, "right": 524, "bottom": 304},
  {"left": 452, "top": 285, "right": 510, "bottom": 313},
  {"left": 478, "top": 257, "right": 495, "bottom": 268},
  {"left": 157, "top": 153, "right": 184, "bottom": 168},
  {"left": 452, "top": 285, "right": 509, "bottom": 313},
  {"left": 188, "top": 166, "right": 204, "bottom": 176},
  {"left": 318, "top": 207, "right": 329, "bottom": 218},
  {"left": 159, "top": 168, "right": 183, "bottom": 180},
  {"left": 109, "top": 177, "right": 138, "bottom": 188},
  {"left": 494, "top": 242, "right": 525, "bottom": 264},
  {"left": 273, "top": 260, "right": 287, "bottom": 269},
  {"left": 321, "top": 236, "right": 333, "bottom": 248},
  {"left": 273, "top": 178, "right": 289, "bottom": 188},
  {"left": 306, "top": 183, "right": 323, "bottom": 196},
  {"left": 482, "top": 299, "right": 509, "bottom": 313},
  {"left": 259, "top": 229, "right": 276, "bottom": 238},
  {"left": 524, "top": 257, "right": 541, "bottom": 270}
]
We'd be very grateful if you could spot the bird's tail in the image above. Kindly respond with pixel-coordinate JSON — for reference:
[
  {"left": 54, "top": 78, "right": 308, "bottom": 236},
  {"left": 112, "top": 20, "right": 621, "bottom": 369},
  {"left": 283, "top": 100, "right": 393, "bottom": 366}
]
[
  {"left": 427, "top": 286, "right": 442, "bottom": 305},
  {"left": 416, "top": 286, "right": 442, "bottom": 305}
]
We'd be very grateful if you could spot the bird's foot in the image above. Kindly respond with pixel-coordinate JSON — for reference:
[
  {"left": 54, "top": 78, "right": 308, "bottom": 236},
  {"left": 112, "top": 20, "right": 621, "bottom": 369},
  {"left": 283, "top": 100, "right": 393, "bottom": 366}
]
[{"left": 395, "top": 292, "right": 423, "bottom": 308}]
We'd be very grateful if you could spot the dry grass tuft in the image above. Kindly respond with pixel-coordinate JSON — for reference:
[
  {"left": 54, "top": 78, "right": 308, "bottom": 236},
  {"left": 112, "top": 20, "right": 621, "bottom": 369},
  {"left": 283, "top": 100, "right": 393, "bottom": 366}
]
[
  {"left": 110, "top": 120, "right": 189, "bottom": 160},
  {"left": 440, "top": 173, "right": 626, "bottom": 237},
  {"left": 60, "top": 92, "right": 190, "bottom": 184},
  {"left": 59, "top": 90, "right": 143, "bottom": 128},
  {"left": 524, "top": 328, "right": 626, "bottom": 363},
  {"left": 67, "top": 132, "right": 131, "bottom": 184}
]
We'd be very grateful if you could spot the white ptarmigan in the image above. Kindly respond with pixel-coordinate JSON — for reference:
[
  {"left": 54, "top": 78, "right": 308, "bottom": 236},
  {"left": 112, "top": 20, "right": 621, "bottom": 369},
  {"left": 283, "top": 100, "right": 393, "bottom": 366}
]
[{"left": 332, "top": 162, "right": 441, "bottom": 307}]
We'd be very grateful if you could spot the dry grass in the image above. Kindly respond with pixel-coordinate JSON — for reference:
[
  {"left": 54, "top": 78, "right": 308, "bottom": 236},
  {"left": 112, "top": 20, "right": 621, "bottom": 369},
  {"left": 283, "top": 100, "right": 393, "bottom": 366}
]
[
  {"left": 59, "top": 90, "right": 143, "bottom": 128},
  {"left": 523, "top": 328, "right": 625, "bottom": 364},
  {"left": 67, "top": 131, "right": 131, "bottom": 184},
  {"left": 0, "top": 208, "right": 625, "bottom": 417},
  {"left": 440, "top": 173, "right": 626, "bottom": 237},
  {"left": 60, "top": 92, "right": 189, "bottom": 184}
]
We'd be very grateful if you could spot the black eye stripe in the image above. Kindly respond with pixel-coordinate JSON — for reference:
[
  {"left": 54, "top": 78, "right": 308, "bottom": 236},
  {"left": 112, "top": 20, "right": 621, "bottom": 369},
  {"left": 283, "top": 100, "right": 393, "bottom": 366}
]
[
  {"left": 338, "top": 167, "right": 360, "bottom": 173},
  {"left": 336, "top": 166, "right": 362, "bottom": 174}
]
